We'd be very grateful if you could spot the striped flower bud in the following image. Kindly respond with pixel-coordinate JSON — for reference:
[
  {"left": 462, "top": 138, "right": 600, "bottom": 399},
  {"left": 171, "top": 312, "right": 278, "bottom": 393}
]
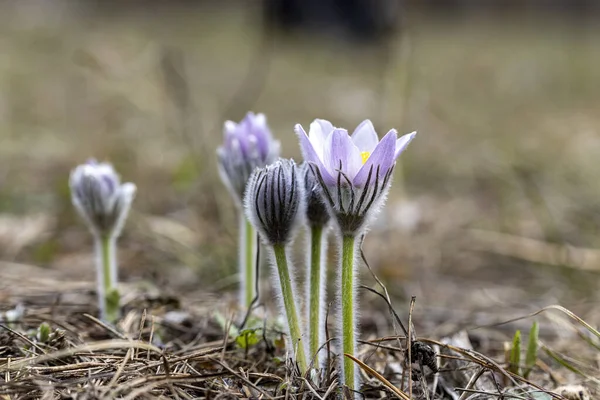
[{"left": 244, "top": 158, "right": 304, "bottom": 246}]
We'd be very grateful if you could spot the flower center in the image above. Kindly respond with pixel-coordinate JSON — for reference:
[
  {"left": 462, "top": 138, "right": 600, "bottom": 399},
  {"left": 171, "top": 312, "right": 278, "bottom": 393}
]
[{"left": 360, "top": 151, "right": 370, "bottom": 165}]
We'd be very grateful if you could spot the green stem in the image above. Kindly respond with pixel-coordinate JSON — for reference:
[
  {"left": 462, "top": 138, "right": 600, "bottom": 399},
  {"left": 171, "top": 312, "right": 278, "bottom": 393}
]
[
  {"left": 273, "top": 244, "right": 308, "bottom": 374},
  {"left": 341, "top": 234, "right": 356, "bottom": 390},
  {"left": 99, "top": 234, "right": 119, "bottom": 322},
  {"left": 308, "top": 225, "right": 324, "bottom": 366},
  {"left": 240, "top": 216, "right": 257, "bottom": 308}
]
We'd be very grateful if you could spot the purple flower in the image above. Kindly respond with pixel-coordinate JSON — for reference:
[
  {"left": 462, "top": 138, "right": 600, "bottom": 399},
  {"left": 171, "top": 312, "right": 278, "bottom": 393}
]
[
  {"left": 217, "top": 112, "right": 280, "bottom": 206},
  {"left": 69, "top": 160, "right": 136, "bottom": 236},
  {"left": 295, "top": 119, "right": 416, "bottom": 234}
]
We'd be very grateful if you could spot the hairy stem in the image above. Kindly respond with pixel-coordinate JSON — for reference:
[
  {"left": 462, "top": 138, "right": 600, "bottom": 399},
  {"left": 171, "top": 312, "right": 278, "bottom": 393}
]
[
  {"left": 341, "top": 234, "right": 357, "bottom": 390},
  {"left": 308, "top": 225, "right": 325, "bottom": 366},
  {"left": 96, "top": 234, "right": 119, "bottom": 322},
  {"left": 240, "top": 215, "right": 257, "bottom": 308},
  {"left": 273, "top": 244, "right": 308, "bottom": 373}
]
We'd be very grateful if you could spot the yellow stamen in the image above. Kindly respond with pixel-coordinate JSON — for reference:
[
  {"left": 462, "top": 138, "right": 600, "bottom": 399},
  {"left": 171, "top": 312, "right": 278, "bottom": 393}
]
[{"left": 360, "top": 151, "right": 371, "bottom": 165}]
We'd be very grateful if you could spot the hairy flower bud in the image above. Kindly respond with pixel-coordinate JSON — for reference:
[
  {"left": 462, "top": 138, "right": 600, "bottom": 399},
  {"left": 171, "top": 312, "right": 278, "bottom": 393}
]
[
  {"left": 69, "top": 160, "right": 136, "bottom": 237},
  {"left": 300, "top": 162, "right": 330, "bottom": 228},
  {"left": 244, "top": 159, "right": 304, "bottom": 246},
  {"left": 217, "top": 112, "right": 280, "bottom": 206}
]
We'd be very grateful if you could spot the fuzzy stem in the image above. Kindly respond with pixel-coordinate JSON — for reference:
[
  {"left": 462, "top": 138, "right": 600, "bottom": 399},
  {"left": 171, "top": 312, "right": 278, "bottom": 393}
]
[
  {"left": 308, "top": 225, "right": 325, "bottom": 366},
  {"left": 94, "top": 236, "right": 106, "bottom": 320},
  {"left": 273, "top": 244, "right": 308, "bottom": 374},
  {"left": 341, "top": 234, "right": 357, "bottom": 390},
  {"left": 96, "top": 234, "right": 119, "bottom": 322},
  {"left": 239, "top": 215, "right": 257, "bottom": 308}
]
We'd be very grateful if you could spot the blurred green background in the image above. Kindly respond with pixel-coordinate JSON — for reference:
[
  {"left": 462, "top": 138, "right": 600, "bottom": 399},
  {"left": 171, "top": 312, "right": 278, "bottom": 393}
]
[{"left": 1, "top": 1, "right": 599, "bottom": 328}]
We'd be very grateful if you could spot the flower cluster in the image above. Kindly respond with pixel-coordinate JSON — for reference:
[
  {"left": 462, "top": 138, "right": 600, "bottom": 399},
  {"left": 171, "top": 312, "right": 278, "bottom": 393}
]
[
  {"left": 69, "top": 111, "right": 417, "bottom": 396},
  {"left": 236, "top": 116, "right": 416, "bottom": 393}
]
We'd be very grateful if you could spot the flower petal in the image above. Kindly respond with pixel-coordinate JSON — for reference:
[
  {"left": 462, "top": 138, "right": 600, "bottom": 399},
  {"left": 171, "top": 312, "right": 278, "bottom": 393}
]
[
  {"left": 354, "top": 129, "right": 397, "bottom": 187},
  {"left": 251, "top": 113, "right": 272, "bottom": 159},
  {"left": 295, "top": 124, "right": 335, "bottom": 185},
  {"left": 308, "top": 119, "right": 334, "bottom": 160},
  {"left": 351, "top": 119, "right": 379, "bottom": 153},
  {"left": 323, "top": 128, "right": 362, "bottom": 184},
  {"left": 314, "top": 119, "right": 334, "bottom": 137},
  {"left": 395, "top": 131, "right": 417, "bottom": 159}
]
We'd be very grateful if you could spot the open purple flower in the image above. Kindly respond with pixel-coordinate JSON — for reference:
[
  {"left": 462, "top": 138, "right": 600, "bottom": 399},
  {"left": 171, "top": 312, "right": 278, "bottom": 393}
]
[
  {"left": 217, "top": 112, "right": 280, "bottom": 206},
  {"left": 295, "top": 119, "right": 415, "bottom": 235}
]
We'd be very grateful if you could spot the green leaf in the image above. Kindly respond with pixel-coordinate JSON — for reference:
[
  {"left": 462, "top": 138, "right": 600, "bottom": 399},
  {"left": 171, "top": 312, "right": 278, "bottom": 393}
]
[
  {"left": 509, "top": 330, "right": 521, "bottom": 376},
  {"left": 523, "top": 321, "right": 539, "bottom": 379},
  {"left": 543, "top": 346, "right": 585, "bottom": 376},
  {"left": 36, "top": 322, "right": 51, "bottom": 343},
  {"left": 235, "top": 328, "right": 261, "bottom": 349}
]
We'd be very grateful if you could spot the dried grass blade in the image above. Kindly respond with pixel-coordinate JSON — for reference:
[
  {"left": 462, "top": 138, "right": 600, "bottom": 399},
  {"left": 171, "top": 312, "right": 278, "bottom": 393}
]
[{"left": 343, "top": 353, "right": 411, "bottom": 400}]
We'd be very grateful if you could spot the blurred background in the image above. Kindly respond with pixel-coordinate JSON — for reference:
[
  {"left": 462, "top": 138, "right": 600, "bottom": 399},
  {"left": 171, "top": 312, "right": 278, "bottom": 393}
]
[{"left": 1, "top": 0, "right": 599, "bottom": 334}]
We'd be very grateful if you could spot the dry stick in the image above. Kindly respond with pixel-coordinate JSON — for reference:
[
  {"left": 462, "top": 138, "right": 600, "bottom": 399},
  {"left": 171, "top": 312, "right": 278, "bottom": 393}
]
[
  {"left": 344, "top": 353, "right": 410, "bottom": 400},
  {"left": 148, "top": 315, "right": 156, "bottom": 362},
  {"left": 107, "top": 347, "right": 132, "bottom": 387},
  {"left": 0, "top": 324, "right": 47, "bottom": 355},
  {"left": 359, "top": 237, "right": 408, "bottom": 337},
  {"left": 208, "top": 357, "right": 273, "bottom": 399},
  {"left": 0, "top": 340, "right": 163, "bottom": 371},
  {"left": 457, "top": 367, "right": 486, "bottom": 400},
  {"left": 472, "top": 304, "right": 600, "bottom": 341},
  {"left": 28, "top": 362, "right": 107, "bottom": 373},
  {"left": 322, "top": 379, "right": 340, "bottom": 400},
  {"left": 161, "top": 352, "right": 180, "bottom": 400},
  {"left": 82, "top": 313, "right": 126, "bottom": 339},
  {"left": 407, "top": 296, "right": 416, "bottom": 399},
  {"left": 369, "top": 336, "right": 565, "bottom": 400},
  {"left": 136, "top": 309, "right": 147, "bottom": 359},
  {"left": 359, "top": 239, "right": 411, "bottom": 391},
  {"left": 300, "top": 377, "right": 324, "bottom": 400},
  {"left": 220, "top": 311, "right": 235, "bottom": 363}
]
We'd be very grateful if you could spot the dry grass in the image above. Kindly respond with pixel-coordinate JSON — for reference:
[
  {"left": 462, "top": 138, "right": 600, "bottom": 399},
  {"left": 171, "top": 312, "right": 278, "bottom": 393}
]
[{"left": 0, "top": 259, "right": 598, "bottom": 398}]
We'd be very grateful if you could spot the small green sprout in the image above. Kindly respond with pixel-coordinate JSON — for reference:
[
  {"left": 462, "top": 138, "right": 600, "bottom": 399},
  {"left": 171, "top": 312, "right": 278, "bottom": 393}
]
[
  {"left": 524, "top": 321, "right": 539, "bottom": 379},
  {"left": 36, "top": 322, "right": 51, "bottom": 343},
  {"left": 509, "top": 330, "right": 521, "bottom": 375},
  {"left": 235, "top": 328, "right": 261, "bottom": 349}
]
